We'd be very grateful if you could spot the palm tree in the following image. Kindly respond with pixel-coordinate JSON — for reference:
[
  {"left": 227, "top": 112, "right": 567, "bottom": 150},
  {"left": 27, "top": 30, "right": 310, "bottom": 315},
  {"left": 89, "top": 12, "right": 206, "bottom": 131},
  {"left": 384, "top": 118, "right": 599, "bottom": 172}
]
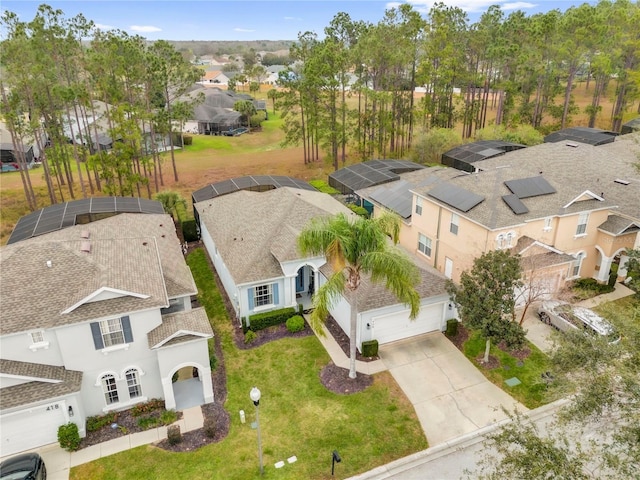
[
  {"left": 234, "top": 100, "right": 257, "bottom": 130},
  {"left": 154, "top": 191, "right": 187, "bottom": 220},
  {"left": 298, "top": 212, "right": 421, "bottom": 379}
]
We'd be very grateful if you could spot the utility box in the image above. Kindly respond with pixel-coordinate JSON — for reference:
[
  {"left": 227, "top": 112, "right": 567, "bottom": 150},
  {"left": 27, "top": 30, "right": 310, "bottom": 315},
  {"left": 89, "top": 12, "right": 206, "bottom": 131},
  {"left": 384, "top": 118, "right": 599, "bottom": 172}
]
[{"left": 239, "top": 410, "right": 246, "bottom": 424}]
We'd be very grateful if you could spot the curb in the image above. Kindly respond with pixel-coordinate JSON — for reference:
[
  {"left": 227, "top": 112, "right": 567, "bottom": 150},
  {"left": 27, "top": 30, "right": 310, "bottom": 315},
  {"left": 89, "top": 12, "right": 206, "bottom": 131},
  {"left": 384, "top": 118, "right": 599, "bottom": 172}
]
[{"left": 346, "top": 398, "right": 570, "bottom": 480}]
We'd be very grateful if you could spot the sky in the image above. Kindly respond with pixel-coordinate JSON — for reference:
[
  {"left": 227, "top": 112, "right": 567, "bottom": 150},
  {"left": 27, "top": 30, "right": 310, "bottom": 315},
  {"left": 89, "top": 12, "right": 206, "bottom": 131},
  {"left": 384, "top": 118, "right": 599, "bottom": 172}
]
[{"left": 2, "top": 0, "right": 598, "bottom": 41}]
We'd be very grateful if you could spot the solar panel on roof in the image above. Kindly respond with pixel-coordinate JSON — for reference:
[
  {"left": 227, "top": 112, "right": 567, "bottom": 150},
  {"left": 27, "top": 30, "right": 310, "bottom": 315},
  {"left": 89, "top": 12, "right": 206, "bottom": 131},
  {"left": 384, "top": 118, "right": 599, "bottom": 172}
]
[
  {"left": 504, "top": 176, "right": 556, "bottom": 198},
  {"left": 502, "top": 194, "right": 529, "bottom": 215},
  {"left": 428, "top": 183, "right": 484, "bottom": 212},
  {"left": 91, "top": 197, "right": 115, "bottom": 212}
]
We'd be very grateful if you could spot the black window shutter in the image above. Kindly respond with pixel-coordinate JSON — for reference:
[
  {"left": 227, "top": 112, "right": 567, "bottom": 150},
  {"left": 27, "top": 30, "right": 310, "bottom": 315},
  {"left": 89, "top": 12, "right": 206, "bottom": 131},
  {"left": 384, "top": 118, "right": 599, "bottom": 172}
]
[
  {"left": 91, "top": 322, "right": 104, "bottom": 350},
  {"left": 122, "top": 316, "right": 133, "bottom": 343}
]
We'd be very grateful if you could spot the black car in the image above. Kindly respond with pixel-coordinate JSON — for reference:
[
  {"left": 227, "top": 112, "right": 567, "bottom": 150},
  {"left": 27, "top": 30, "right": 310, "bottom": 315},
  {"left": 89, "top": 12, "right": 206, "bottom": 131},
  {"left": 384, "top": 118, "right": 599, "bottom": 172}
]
[{"left": 0, "top": 453, "right": 47, "bottom": 480}]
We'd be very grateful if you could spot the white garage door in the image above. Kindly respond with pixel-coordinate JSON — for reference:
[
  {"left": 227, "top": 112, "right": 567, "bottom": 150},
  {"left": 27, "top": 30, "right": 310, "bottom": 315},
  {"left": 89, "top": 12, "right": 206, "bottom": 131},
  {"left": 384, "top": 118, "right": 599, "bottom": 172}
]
[
  {"left": 1, "top": 402, "right": 66, "bottom": 456},
  {"left": 372, "top": 303, "right": 444, "bottom": 345}
]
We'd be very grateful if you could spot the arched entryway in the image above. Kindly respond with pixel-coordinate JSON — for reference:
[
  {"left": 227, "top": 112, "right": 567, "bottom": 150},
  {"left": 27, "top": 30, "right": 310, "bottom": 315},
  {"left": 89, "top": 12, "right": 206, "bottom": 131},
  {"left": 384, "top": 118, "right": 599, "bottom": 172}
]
[
  {"left": 164, "top": 362, "right": 212, "bottom": 411},
  {"left": 295, "top": 264, "right": 317, "bottom": 311}
]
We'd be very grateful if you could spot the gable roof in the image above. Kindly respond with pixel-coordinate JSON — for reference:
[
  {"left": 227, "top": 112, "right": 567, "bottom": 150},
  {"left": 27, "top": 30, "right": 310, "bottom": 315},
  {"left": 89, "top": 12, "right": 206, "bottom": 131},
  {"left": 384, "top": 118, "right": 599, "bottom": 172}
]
[
  {"left": 0, "top": 213, "right": 196, "bottom": 335},
  {"left": 0, "top": 359, "right": 83, "bottom": 409},
  {"left": 413, "top": 134, "right": 640, "bottom": 229},
  {"left": 195, "top": 187, "right": 356, "bottom": 285},
  {"left": 148, "top": 307, "right": 213, "bottom": 349}
]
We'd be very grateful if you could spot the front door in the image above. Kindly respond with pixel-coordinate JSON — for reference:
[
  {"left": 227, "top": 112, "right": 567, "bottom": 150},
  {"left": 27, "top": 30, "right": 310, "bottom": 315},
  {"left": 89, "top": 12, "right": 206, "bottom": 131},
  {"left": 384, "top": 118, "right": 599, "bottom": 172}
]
[
  {"left": 444, "top": 257, "right": 453, "bottom": 279},
  {"left": 296, "top": 267, "right": 305, "bottom": 293}
]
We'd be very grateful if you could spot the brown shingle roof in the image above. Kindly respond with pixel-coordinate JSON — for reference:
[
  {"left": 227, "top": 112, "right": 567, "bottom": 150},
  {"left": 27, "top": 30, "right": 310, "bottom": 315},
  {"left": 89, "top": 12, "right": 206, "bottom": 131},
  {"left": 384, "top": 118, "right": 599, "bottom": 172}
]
[
  {"left": 0, "top": 359, "right": 82, "bottom": 409},
  {"left": 148, "top": 307, "right": 213, "bottom": 348},
  {"left": 195, "top": 187, "right": 356, "bottom": 285}
]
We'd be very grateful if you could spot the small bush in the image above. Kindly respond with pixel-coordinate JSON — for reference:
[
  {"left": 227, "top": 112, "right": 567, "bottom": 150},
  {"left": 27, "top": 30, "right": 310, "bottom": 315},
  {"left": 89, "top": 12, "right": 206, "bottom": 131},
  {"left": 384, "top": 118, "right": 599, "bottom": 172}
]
[
  {"left": 361, "top": 340, "right": 379, "bottom": 357},
  {"left": 137, "top": 416, "right": 159, "bottom": 430},
  {"left": 86, "top": 412, "right": 117, "bottom": 432},
  {"left": 348, "top": 204, "right": 369, "bottom": 217},
  {"left": 167, "top": 425, "right": 182, "bottom": 445},
  {"left": 286, "top": 315, "right": 305, "bottom": 333},
  {"left": 58, "top": 422, "right": 81, "bottom": 452},
  {"left": 446, "top": 318, "right": 459, "bottom": 337},
  {"left": 132, "top": 398, "right": 165, "bottom": 417},
  {"left": 244, "top": 330, "right": 257, "bottom": 344},
  {"left": 181, "top": 219, "right": 199, "bottom": 242},
  {"left": 203, "top": 417, "right": 217, "bottom": 438},
  {"left": 182, "top": 135, "right": 193, "bottom": 146},
  {"left": 309, "top": 179, "right": 340, "bottom": 195},
  {"left": 160, "top": 410, "right": 178, "bottom": 425}
]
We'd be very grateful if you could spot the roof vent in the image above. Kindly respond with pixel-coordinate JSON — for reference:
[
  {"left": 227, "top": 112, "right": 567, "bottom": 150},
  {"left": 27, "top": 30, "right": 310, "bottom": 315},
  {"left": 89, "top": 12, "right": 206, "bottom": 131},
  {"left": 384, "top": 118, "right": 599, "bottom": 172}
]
[
  {"left": 566, "top": 142, "right": 579, "bottom": 148},
  {"left": 614, "top": 178, "right": 630, "bottom": 185},
  {"left": 80, "top": 230, "right": 90, "bottom": 239},
  {"left": 80, "top": 241, "right": 91, "bottom": 253},
  {"left": 46, "top": 260, "right": 52, "bottom": 268}
]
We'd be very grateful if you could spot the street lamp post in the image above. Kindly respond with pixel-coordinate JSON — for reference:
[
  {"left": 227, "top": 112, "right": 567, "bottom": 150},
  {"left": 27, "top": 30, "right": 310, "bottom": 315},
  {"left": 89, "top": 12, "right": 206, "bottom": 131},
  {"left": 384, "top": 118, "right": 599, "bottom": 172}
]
[{"left": 250, "top": 386, "right": 264, "bottom": 475}]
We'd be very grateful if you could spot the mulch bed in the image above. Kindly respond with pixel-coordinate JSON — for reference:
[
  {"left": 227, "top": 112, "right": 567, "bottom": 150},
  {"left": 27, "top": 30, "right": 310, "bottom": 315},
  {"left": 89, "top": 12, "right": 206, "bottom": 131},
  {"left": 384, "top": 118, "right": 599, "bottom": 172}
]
[
  {"left": 445, "top": 323, "right": 531, "bottom": 371},
  {"left": 80, "top": 244, "right": 373, "bottom": 453},
  {"left": 325, "top": 315, "right": 380, "bottom": 362}
]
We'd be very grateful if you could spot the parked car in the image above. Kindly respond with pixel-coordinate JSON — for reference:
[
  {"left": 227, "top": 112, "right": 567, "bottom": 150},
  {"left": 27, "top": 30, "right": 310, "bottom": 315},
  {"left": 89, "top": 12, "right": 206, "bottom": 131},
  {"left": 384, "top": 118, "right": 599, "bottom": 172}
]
[
  {"left": 0, "top": 453, "right": 47, "bottom": 480},
  {"left": 537, "top": 300, "right": 620, "bottom": 344}
]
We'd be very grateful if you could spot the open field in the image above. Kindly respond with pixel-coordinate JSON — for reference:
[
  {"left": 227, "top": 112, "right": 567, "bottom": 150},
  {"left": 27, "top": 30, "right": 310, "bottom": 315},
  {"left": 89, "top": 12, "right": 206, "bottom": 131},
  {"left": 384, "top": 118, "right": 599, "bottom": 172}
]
[{"left": 1, "top": 81, "right": 636, "bottom": 244}]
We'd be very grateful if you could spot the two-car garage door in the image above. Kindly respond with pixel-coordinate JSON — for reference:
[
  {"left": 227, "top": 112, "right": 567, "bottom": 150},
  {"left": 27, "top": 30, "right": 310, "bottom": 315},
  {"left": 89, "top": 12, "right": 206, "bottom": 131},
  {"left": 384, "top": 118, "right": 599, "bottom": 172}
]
[
  {"left": 371, "top": 303, "right": 445, "bottom": 345},
  {"left": 1, "top": 402, "right": 66, "bottom": 456}
]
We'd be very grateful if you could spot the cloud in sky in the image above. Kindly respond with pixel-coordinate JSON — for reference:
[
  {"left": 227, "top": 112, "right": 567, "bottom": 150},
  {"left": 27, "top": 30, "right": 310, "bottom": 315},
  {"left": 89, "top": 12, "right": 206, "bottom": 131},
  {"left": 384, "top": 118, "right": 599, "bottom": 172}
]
[
  {"left": 502, "top": 2, "right": 536, "bottom": 10},
  {"left": 388, "top": 0, "right": 537, "bottom": 13},
  {"left": 130, "top": 25, "right": 162, "bottom": 33},
  {"left": 93, "top": 23, "right": 115, "bottom": 31},
  {"left": 284, "top": 16, "right": 302, "bottom": 21},
  {"left": 234, "top": 27, "right": 256, "bottom": 32}
]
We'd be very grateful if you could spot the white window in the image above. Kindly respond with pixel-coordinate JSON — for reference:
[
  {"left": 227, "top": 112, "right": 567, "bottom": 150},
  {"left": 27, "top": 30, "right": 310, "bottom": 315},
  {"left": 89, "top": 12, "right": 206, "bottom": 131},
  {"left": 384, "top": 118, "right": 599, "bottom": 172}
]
[
  {"left": 125, "top": 369, "right": 142, "bottom": 399},
  {"left": 543, "top": 217, "right": 552, "bottom": 231},
  {"left": 100, "top": 318, "right": 125, "bottom": 347},
  {"left": 418, "top": 233, "right": 432, "bottom": 257},
  {"left": 30, "top": 330, "right": 44, "bottom": 344},
  {"left": 506, "top": 232, "right": 514, "bottom": 248},
  {"left": 450, "top": 213, "right": 459, "bottom": 235},
  {"left": 576, "top": 212, "right": 589, "bottom": 236},
  {"left": 497, "top": 234, "right": 505, "bottom": 249},
  {"left": 102, "top": 374, "right": 119, "bottom": 405},
  {"left": 572, "top": 252, "right": 585, "bottom": 277},
  {"left": 415, "top": 197, "right": 423, "bottom": 215},
  {"left": 254, "top": 284, "right": 273, "bottom": 307}
]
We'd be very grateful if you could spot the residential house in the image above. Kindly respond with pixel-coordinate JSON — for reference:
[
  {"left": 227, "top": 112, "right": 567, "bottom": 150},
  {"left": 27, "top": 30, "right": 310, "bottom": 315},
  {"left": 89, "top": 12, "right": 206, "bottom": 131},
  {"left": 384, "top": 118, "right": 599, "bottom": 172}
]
[
  {"left": 194, "top": 183, "right": 454, "bottom": 350},
  {"left": 0, "top": 211, "right": 214, "bottom": 456},
  {"left": 199, "top": 70, "right": 230, "bottom": 85},
  {"left": 356, "top": 133, "right": 640, "bottom": 301}
]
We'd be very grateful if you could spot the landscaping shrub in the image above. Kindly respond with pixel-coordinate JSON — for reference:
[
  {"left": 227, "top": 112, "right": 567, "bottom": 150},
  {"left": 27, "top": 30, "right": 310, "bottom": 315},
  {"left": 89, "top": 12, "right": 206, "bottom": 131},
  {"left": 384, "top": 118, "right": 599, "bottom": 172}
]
[
  {"left": 209, "top": 349, "right": 218, "bottom": 370},
  {"left": 286, "top": 314, "right": 305, "bottom": 333},
  {"left": 203, "top": 417, "right": 217, "bottom": 438},
  {"left": 131, "top": 398, "right": 165, "bottom": 417},
  {"left": 248, "top": 306, "right": 297, "bottom": 331},
  {"left": 362, "top": 339, "right": 379, "bottom": 357},
  {"left": 573, "top": 278, "right": 615, "bottom": 297},
  {"left": 446, "top": 318, "right": 459, "bottom": 337},
  {"left": 160, "top": 410, "right": 178, "bottom": 425},
  {"left": 348, "top": 204, "right": 369, "bottom": 218},
  {"left": 167, "top": 425, "right": 182, "bottom": 445},
  {"left": 58, "top": 422, "right": 81, "bottom": 451},
  {"left": 137, "top": 416, "right": 160, "bottom": 429},
  {"left": 309, "top": 179, "right": 340, "bottom": 195},
  {"left": 86, "top": 412, "right": 117, "bottom": 432},
  {"left": 244, "top": 330, "right": 257, "bottom": 344},
  {"left": 183, "top": 135, "right": 193, "bottom": 146},
  {"left": 181, "top": 219, "right": 199, "bottom": 242}
]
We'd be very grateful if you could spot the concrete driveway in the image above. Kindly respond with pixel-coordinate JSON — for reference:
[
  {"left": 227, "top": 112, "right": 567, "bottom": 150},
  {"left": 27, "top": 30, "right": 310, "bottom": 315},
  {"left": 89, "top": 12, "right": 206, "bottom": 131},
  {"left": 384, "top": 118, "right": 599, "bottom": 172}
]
[{"left": 379, "top": 333, "right": 527, "bottom": 446}]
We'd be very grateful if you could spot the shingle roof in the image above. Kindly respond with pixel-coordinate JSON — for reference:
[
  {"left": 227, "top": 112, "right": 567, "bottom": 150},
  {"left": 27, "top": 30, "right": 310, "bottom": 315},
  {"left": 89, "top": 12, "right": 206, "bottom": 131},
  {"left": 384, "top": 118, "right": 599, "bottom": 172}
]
[
  {"left": 0, "top": 360, "right": 83, "bottom": 409},
  {"left": 598, "top": 215, "right": 640, "bottom": 235},
  {"left": 413, "top": 134, "right": 640, "bottom": 229},
  {"left": 0, "top": 213, "right": 196, "bottom": 335},
  {"left": 195, "top": 187, "right": 356, "bottom": 285},
  {"left": 148, "top": 307, "right": 213, "bottom": 348}
]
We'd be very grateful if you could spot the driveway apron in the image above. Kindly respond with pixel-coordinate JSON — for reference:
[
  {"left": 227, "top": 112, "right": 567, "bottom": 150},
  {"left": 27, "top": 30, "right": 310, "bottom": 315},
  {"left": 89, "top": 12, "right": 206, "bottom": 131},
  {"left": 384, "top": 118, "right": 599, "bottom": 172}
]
[{"left": 379, "top": 332, "right": 527, "bottom": 446}]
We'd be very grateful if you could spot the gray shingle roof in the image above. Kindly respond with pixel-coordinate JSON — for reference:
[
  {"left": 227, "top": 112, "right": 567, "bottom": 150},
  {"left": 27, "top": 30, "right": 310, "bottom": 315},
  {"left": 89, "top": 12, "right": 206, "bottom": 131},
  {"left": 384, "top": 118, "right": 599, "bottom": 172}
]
[
  {"left": 598, "top": 215, "right": 640, "bottom": 235},
  {"left": 0, "top": 213, "right": 196, "bottom": 335},
  {"left": 195, "top": 187, "right": 356, "bottom": 285},
  {"left": 148, "top": 307, "right": 213, "bottom": 348},
  {"left": 0, "top": 359, "right": 83, "bottom": 409},
  {"left": 413, "top": 134, "right": 640, "bottom": 229}
]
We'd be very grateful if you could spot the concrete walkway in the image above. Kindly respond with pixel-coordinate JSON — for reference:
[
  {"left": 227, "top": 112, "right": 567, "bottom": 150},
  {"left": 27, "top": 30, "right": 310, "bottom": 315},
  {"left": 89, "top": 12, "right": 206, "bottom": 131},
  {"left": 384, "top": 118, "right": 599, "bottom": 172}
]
[{"left": 16, "top": 406, "right": 204, "bottom": 480}]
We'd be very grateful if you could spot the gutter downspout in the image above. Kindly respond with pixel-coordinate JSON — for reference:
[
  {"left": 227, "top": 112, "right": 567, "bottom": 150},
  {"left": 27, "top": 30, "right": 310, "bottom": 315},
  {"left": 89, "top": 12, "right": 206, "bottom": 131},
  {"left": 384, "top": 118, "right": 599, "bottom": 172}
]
[{"left": 434, "top": 205, "right": 443, "bottom": 270}]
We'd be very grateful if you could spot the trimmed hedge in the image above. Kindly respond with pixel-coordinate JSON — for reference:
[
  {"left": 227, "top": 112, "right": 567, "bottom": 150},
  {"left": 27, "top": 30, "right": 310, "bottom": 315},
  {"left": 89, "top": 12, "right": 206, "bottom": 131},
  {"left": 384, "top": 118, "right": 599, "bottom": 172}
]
[
  {"left": 58, "top": 422, "right": 81, "bottom": 451},
  {"left": 309, "top": 179, "right": 340, "bottom": 195},
  {"left": 348, "top": 204, "right": 369, "bottom": 218},
  {"left": 446, "top": 318, "right": 459, "bottom": 337},
  {"left": 181, "top": 219, "right": 199, "bottom": 242},
  {"left": 362, "top": 340, "right": 379, "bottom": 357},
  {"left": 248, "top": 307, "right": 297, "bottom": 332},
  {"left": 286, "top": 315, "right": 305, "bottom": 333}
]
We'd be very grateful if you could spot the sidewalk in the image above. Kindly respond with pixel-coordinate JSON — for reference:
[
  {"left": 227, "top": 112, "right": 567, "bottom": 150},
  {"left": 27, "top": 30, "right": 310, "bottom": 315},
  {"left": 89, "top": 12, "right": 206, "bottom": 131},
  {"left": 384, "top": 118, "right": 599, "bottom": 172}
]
[
  {"left": 25, "top": 406, "right": 204, "bottom": 480},
  {"left": 575, "top": 281, "right": 635, "bottom": 308}
]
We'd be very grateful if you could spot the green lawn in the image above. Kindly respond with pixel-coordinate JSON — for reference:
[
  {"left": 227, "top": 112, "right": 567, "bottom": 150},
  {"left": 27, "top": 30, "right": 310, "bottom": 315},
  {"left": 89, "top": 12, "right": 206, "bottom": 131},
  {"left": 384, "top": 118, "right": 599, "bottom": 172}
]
[
  {"left": 70, "top": 249, "right": 427, "bottom": 480},
  {"left": 461, "top": 330, "right": 554, "bottom": 409}
]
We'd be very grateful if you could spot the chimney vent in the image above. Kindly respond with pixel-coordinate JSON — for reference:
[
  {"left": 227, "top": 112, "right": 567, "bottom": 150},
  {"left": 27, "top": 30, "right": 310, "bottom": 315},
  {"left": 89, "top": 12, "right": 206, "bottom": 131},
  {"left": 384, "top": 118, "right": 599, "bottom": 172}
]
[
  {"left": 80, "top": 230, "right": 90, "bottom": 239},
  {"left": 80, "top": 241, "right": 91, "bottom": 253},
  {"left": 46, "top": 260, "right": 52, "bottom": 268}
]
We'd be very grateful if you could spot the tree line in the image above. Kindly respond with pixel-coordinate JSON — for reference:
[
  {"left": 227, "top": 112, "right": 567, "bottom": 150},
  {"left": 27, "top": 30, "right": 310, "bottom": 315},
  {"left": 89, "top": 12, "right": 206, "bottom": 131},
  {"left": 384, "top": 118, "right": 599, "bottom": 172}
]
[
  {"left": 275, "top": 0, "right": 640, "bottom": 167},
  {"left": 0, "top": 5, "right": 201, "bottom": 210}
]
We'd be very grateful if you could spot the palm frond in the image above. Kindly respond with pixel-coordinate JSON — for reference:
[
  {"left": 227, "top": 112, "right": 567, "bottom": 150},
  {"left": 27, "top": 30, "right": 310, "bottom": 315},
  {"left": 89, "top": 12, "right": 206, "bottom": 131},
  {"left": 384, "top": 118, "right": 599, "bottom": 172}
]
[{"left": 308, "top": 270, "right": 347, "bottom": 335}]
